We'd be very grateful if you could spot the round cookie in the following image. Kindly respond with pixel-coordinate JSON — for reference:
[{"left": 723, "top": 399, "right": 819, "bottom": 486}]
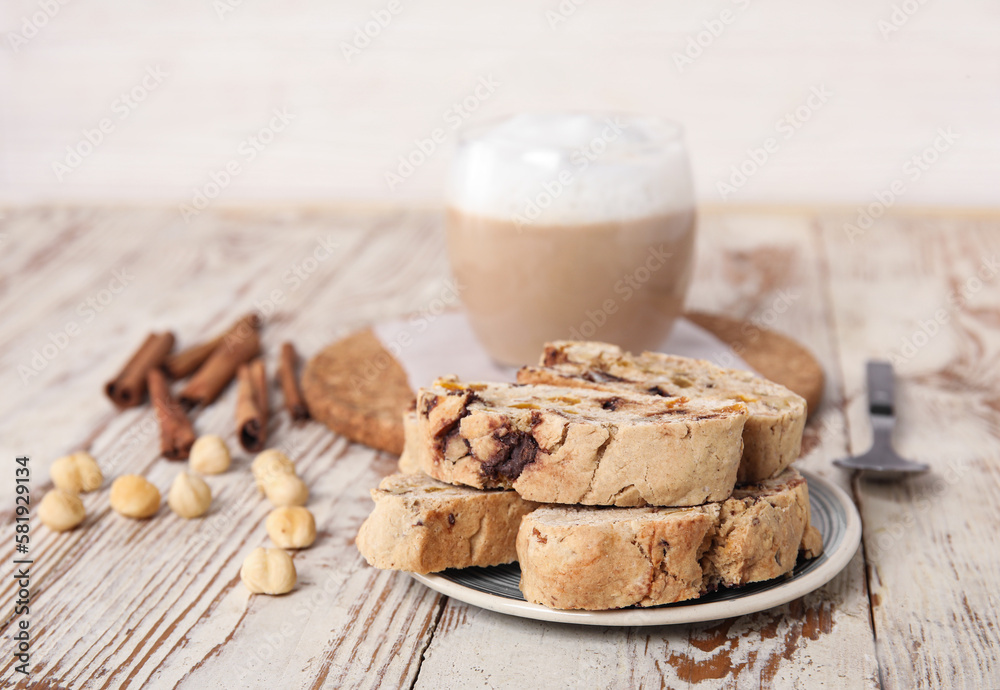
[{"left": 301, "top": 328, "right": 412, "bottom": 454}]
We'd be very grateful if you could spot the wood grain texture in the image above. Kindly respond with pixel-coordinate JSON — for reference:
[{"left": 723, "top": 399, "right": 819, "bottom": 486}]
[
  {"left": 0, "top": 205, "right": 994, "bottom": 688},
  {"left": 819, "top": 217, "right": 1000, "bottom": 690},
  {"left": 0, "top": 207, "right": 451, "bottom": 689}
]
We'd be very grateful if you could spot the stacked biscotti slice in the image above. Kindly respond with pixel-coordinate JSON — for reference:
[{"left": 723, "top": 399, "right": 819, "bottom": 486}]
[
  {"left": 519, "top": 340, "right": 808, "bottom": 482},
  {"left": 356, "top": 472, "right": 538, "bottom": 573},
  {"left": 356, "top": 341, "right": 821, "bottom": 610}
]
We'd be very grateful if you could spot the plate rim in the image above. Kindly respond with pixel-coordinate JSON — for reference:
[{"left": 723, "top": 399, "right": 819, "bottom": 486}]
[{"left": 409, "top": 469, "right": 862, "bottom": 626}]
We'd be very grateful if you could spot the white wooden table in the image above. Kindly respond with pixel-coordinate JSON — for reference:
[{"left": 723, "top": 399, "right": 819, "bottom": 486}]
[{"left": 1, "top": 206, "right": 998, "bottom": 689}]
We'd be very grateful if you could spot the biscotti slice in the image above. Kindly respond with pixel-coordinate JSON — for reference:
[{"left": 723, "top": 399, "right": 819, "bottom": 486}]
[
  {"left": 517, "top": 503, "right": 719, "bottom": 610},
  {"left": 356, "top": 472, "right": 538, "bottom": 574},
  {"left": 518, "top": 341, "right": 807, "bottom": 482},
  {"left": 416, "top": 376, "right": 749, "bottom": 507},
  {"left": 517, "top": 467, "right": 821, "bottom": 610},
  {"left": 703, "top": 468, "right": 821, "bottom": 588}
]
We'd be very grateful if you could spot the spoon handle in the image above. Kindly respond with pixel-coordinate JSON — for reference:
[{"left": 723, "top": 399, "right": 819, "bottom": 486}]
[{"left": 866, "top": 361, "right": 894, "bottom": 417}]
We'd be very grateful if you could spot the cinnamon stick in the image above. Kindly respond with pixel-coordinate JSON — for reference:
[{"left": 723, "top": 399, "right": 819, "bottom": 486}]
[
  {"left": 236, "top": 358, "right": 268, "bottom": 452},
  {"left": 179, "top": 325, "right": 261, "bottom": 407},
  {"left": 278, "top": 342, "right": 310, "bottom": 421},
  {"left": 163, "top": 336, "right": 222, "bottom": 379},
  {"left": 105, "top": 332, "right": 175, "bottom": 409},
  {"left": 251, "top": 358, "right": 268, "bottom": 420},
  {"left": 164, "top": 314, "right": 261, "bottom": 379},
  {"left": 148, "top": 368, "right": 196, "bottom": 460}
]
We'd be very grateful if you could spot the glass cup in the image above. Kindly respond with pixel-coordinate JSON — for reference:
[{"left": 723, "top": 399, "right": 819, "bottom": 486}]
[{"left": 446, "top": 112, "right": 696, "bottom": 366}]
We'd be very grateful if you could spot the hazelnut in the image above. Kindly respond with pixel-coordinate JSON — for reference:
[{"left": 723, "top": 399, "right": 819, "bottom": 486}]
[
  {"left": 266, "top": 507, "right": 316, "bottom": 549},
  {"left": 50, "top": 451, "right": 103, "bottom": 493},
  {"left": 263, "top": 473, "right": 309, "bottom": 507},
  {"left": 168, "top": 472, "right": 212, "bottom": 519},
  {"left": 38, "top": 489, "right": 86, "bottom": 531},
  {"left": 251, "top": 449, "right": 296, "bottom": 492},
  {"left": 240, "top": 547, "right": 296, "bottom": 595},
  {"left": 189, "top": 435, "right": 231, "bottom": 475},
  {"left": 110, "top": 475, "right": 161, "bottom": 518}
]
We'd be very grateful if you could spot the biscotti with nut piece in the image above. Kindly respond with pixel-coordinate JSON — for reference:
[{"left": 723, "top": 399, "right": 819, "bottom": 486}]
[
  {"left": 415, "top": 376, "right": 749, "bottom": 507},
  {"left": 356, "top": 472, "right": 539, "bottom": 574},
  {"left": 518, "top": 341, "right": 807, "bottom": 482},
  {"left": 517, "top": 467, "right": 821, "bottom": 610}
]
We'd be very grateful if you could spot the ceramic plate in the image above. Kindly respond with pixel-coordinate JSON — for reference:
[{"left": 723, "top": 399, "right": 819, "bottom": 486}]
[{"left": 410, "top": 471, "right": 861, "bottom": 626}]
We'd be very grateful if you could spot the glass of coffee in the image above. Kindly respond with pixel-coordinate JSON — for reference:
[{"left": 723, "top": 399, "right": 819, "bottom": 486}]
[{"left": 446, "top": 112, "right": 696, "bottom": 366}]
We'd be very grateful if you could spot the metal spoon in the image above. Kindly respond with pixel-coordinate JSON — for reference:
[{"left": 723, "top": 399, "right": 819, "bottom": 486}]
[{"left": 834, "top": 361, "right": 930, "bottom": 479}]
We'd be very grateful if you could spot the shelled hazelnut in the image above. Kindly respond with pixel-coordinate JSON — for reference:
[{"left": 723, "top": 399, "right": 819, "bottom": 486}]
[
  {"left": 38, "top": 489, "right": 86, "bottom": 531},
  {"left": 168, "top": 472, "right": 212, "bottom": 519},
  {"left": 110, "top": 475, "right": 161, "bottom": 519},
  {"left": 50, "top": 451, "right": 103, "bottom": 493},
  {"left": 251, "top": 449, "right": 296, "bottom": 492},
  {"left": 241, "top": 547, "right": 296, "bottom": 595},
  {"left": 265, "top": 507, "right": 316, "bottom": 549},
  {"left": 263, "top": 474, "right": 309, "bottom": 508},
  {"left": 189, "top": 435, "right": 231, "bottom": 475}
]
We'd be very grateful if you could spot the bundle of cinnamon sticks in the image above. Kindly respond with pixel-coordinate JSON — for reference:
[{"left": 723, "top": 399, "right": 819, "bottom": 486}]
[{"left": 104, "top": 314, "right": 310, "bottom": 459}]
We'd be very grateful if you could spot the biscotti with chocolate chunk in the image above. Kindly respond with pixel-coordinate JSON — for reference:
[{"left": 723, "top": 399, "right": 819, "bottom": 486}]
[
  {"left": 356, "top": 472, "right": 538, "bottom": 574},
  {"left": 518, "top": 341, "right": 807, "bottom": 482},
  {"left": 415, "top": 376, "right": 749, "bottom": 507},
  {"left": 517, "top": 467, "right": 821, "bottom": 610}
]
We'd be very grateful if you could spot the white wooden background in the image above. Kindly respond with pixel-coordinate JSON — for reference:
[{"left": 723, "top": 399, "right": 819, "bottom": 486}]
[
  {"left": 0, "top": 206, "right": 998, "bottom": 688},
  {"left": 3, "top": 0, "right": 999, "bottom": 207}
]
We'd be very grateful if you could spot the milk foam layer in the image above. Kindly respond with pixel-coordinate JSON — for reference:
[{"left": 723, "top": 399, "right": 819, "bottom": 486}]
[{"left": 448, "top": 113, "right": 693, "bottom": 225}]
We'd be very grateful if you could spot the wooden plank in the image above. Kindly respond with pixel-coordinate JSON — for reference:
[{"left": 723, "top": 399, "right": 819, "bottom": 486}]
[
  {"left": 7, "top": 205, "right": 995, "bottom": 688},
  {"left": 414, "top": 211, "right": 880, "bottom": 688},
  {"left": 821, "top": 216, "right": 1000, "bottom": 689},
  {"left": 0, "top": 206, "right": 453, "bottom": 689}
]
